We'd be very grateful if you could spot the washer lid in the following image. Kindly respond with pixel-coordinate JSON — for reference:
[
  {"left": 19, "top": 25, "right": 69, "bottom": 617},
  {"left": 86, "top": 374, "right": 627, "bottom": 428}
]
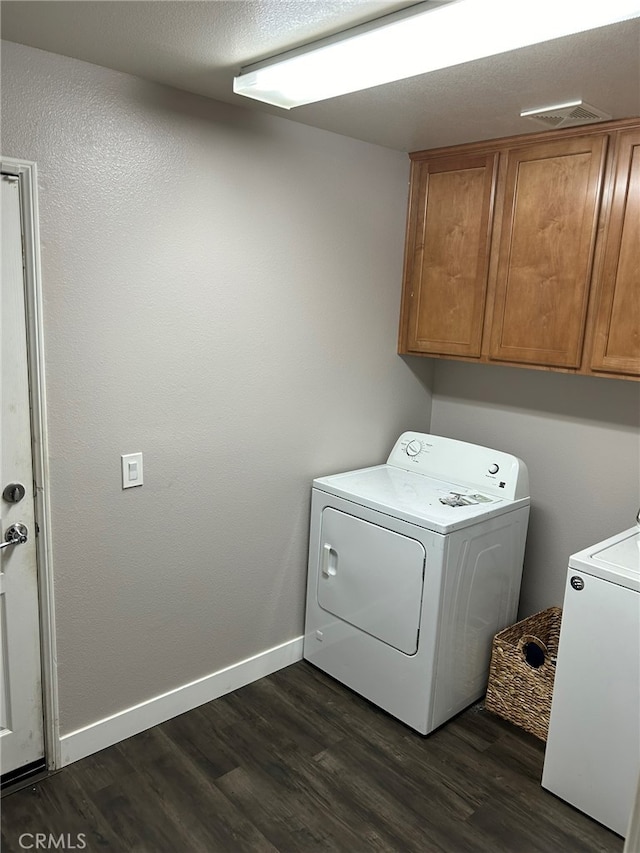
[
  {"left": 313, "top": 464, "right": 529, "bottom": 534},
  {"left": 569, "top": 527, "right": 640, "bottom": 591}
]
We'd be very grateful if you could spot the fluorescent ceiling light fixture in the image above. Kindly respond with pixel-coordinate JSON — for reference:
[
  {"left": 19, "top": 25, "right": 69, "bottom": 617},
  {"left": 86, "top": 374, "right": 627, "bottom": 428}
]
[{"left": 233, "top": 0, "right": 640, "bottom": 109}]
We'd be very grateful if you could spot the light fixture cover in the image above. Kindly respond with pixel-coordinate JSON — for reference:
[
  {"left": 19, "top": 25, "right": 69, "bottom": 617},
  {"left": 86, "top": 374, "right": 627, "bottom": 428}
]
[{"left": 233, "top": 0, "right": 640, "bottom": 109}]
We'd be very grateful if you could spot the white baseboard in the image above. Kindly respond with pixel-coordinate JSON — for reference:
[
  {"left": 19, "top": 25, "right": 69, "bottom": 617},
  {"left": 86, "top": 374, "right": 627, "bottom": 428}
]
[{"left": 59, "top": 636, "right": 303, "bottom": 767}]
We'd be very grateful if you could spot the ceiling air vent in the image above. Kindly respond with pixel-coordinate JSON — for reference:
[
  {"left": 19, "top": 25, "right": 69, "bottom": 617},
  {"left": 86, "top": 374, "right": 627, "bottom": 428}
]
[{"left": 520, "top": 100, "right": 612, "bottom": 128}]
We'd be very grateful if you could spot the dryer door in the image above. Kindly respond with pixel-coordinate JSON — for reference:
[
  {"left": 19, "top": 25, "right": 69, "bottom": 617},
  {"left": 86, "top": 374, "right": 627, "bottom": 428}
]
[{"left": 317, "top": 507, "right": 425, "bottom": 654}]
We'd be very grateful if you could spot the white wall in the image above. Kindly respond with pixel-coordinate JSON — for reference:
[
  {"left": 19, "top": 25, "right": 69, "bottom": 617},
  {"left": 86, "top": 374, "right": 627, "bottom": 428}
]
[
  {"left": 1, "top": 41, "right": 433, "bottom": 735},
  {"left": 430, "top": 360, "right": 640, "bottom": 616}
]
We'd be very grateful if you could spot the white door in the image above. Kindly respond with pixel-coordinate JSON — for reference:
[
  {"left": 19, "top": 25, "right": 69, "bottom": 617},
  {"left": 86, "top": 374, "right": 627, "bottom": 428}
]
[
  {"left": 0, "top": 172, "right": 45, "bottom": 779},
  {"left": 317, "top": 508, "right": 425, "bottom": 654}
]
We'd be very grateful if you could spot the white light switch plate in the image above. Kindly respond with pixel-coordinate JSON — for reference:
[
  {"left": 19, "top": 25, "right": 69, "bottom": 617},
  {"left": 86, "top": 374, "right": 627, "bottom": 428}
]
[{"left": 121, "top": 452, "right": 143, "bottom": 489}]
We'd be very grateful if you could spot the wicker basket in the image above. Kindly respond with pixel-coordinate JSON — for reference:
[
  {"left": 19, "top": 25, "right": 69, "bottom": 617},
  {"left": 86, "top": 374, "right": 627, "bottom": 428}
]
[{"left": 485, "top": 606, "right": 562, "bottom": 741}]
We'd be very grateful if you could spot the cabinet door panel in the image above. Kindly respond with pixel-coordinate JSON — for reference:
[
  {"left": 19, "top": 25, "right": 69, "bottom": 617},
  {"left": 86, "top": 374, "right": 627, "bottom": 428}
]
[
  {"left": 590, "top": 129, "right": 640, "bottom": 375},
  {"left": 490, "top": 136, "right": 607, "bottom": 367},
  {"left": 403, "top": 153, "right": 497, "bottom": 357}
]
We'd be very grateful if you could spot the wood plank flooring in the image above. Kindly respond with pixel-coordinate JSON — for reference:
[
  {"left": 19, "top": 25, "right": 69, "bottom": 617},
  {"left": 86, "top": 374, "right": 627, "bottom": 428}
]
[{"left": 1, "top": 661, "right": 624, "bottom": 852}]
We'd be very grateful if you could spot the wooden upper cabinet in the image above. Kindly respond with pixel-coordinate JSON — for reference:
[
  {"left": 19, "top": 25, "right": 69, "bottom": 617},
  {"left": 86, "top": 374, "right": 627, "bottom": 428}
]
[
  {"left": 399, "top": 152, "right": 498, "bottom": 357},
  {"left": 398, "top": 119, "right": 639, "bottom": 380},
  {"left": 488, "top": 135, "right": 608, "bottom": 368},
  {"left": 589, "top": 129, "right": 640, "bottom": 375}
]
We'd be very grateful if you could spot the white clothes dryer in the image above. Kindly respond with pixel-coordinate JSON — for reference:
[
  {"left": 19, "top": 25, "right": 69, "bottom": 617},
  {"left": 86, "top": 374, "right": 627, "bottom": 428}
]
[{"left": 303, "top": 432, "right": 530, "bottom": 735}]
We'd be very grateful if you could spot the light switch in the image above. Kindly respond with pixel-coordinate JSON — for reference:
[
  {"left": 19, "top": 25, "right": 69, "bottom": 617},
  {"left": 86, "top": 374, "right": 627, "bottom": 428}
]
[{"left": 121, "top": 452, "right": 143, "bottom": 489}]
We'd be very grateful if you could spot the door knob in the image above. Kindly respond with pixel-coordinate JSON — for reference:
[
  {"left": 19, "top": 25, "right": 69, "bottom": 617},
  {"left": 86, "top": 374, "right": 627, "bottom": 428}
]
[{"left": 0, "top": 522, "right": 28, "bottom": 550}]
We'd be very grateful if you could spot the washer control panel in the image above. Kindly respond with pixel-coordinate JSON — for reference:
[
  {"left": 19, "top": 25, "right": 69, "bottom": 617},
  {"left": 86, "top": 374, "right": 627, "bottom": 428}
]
[{"left": 388, "top": 431, "right": 529, "bottom": 501}]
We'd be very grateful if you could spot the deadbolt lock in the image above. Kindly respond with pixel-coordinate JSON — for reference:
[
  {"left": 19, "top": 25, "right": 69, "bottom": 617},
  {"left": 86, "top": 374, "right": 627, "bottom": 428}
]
[{"left": 2, "top": 483, "right": 26, "bottom": 503}]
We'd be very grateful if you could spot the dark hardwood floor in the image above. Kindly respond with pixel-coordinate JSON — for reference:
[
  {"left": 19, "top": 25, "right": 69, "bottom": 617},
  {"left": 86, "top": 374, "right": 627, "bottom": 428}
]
[{"left": 1, "top": 661, "right": 623, "bottom": 852}]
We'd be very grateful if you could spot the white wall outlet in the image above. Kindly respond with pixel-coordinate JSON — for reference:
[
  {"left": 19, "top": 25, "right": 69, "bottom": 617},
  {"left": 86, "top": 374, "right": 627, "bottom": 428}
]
[{"left": 121, "top": 452, "right": 143, "bottom": 489}]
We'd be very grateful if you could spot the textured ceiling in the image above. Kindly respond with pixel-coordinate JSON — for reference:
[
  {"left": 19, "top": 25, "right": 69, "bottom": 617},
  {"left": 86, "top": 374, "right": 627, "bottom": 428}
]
[{"left": 1, "top": 0, "right": 639, "bottom": 152}]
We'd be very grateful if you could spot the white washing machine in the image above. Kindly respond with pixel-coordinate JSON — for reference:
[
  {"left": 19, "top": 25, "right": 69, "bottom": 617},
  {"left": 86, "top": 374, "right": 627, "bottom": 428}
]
[
  {"left": 542, "top": 525, "right": 640, "bottom": 837},
  {"left": 303, "top": 431, "right": 530, "bottom": 735}
]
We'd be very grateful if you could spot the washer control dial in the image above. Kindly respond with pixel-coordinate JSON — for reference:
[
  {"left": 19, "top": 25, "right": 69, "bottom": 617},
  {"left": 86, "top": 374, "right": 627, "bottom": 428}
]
[
  {"left": 406, "top": 439, "right": 422, "bottom": 457},
  {"left": 488, "top": 463, "right": 500, "bottom": 475}
]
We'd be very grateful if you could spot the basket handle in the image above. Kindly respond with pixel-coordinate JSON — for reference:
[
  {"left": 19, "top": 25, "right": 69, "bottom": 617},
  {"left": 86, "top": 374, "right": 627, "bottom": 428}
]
[{"left": 519, "top": 634, "right": 552, "bottom": 670}]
